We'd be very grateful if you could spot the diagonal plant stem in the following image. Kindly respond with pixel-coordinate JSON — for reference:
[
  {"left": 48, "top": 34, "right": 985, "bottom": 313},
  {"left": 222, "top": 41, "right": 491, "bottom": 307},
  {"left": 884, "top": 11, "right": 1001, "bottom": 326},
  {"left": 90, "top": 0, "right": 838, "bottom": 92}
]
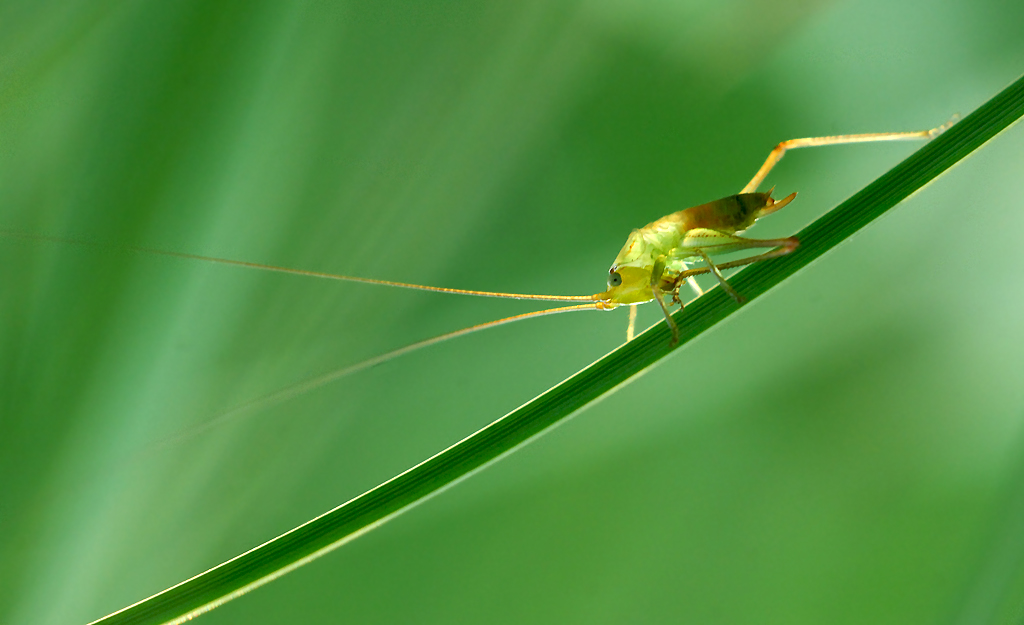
[{"left": 90, "top": 73, "right": 1024, "bottom": 625}]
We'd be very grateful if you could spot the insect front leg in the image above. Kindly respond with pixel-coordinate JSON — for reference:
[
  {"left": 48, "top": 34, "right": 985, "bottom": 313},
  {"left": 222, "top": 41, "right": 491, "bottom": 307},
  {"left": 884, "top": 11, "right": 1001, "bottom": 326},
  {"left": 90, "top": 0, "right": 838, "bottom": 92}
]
[
  {"left": 626, "top": 304, "right": 638, "bottom": 342},
  {"left": 650, "top": 257, "right": 680, "bottom": 344},
  {"left": 664, "top": 261, "right": 703, "bottom": 308}
]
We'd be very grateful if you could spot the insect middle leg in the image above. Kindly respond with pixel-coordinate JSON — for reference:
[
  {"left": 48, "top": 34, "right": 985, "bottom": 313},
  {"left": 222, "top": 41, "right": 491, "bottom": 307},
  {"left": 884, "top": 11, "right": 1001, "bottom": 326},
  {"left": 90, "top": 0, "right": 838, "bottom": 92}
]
[
  {"left": 695, "top": 249, "right": 745, "bottom": 303},
  {"left": 671, "top": 233, "right": 799, "bottom": 303}
]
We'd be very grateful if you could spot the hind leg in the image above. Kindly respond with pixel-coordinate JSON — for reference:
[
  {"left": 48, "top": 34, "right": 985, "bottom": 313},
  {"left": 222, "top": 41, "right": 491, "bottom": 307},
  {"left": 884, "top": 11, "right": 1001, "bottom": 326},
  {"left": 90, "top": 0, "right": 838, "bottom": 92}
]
[{"left": 742, "top": 119, "right": 955, "bottom": 193}]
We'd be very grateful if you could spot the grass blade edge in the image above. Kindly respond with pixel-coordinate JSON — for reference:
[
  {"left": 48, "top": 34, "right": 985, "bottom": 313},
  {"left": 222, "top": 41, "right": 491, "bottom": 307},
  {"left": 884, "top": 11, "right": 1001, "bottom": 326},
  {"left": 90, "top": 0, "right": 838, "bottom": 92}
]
[{"left": 89, "top": 73, "right": 1024, "bottom": 625}]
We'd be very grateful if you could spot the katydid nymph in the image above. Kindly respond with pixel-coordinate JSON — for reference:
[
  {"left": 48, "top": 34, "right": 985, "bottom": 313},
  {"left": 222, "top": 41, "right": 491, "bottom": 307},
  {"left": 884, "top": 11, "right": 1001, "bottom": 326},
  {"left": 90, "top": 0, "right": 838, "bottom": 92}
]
[
  {"left": 1, "top": 120, "right": 953, "bottom": 429},
  {"left": 594, "top": 120, "right": 954, "bottom": 343}
]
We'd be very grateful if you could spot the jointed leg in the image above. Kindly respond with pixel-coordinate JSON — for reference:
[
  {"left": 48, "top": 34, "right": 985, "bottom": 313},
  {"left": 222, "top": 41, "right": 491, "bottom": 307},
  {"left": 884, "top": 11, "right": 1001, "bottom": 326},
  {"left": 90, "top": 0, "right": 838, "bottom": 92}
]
[
  {"left": 651, "top": 230, "right": 799, "bottom": 343},
  {"left": 741, "top": 119, "right": 955, "bottom": 193},
  {"left": 626, "top": 304, "right": 638, "bottom": 342},
  {"left": 696, "top": 249, "right": 745, "bottom": 304},
  {"left": 712, "top": 240, "right": 799, "bottom": 272},
  {"left": 671, "top": 236, "right": 799, "bottom": 300},
  {"left": 646, "top": 256, "right": 680, "bottom": 344},
  {"left": 670, "top": 265, "right": 704, "bottom": 307},
  {"left": 651, "top": 282, "right": 680, "bottom": 345}
]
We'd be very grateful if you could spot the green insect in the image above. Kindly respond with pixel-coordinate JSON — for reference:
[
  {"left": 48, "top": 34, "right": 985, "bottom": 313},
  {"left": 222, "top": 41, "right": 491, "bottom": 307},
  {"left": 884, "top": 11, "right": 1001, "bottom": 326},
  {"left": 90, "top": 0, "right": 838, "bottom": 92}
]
[
  {"left": 590, "top": 121, "right": 954, "bottom": 343},
  {"left": 287, "top": 119, "right": 949, "bottom": 349},
  {"left": 0, "top": 120, "right": 953, "bottom": 425}
]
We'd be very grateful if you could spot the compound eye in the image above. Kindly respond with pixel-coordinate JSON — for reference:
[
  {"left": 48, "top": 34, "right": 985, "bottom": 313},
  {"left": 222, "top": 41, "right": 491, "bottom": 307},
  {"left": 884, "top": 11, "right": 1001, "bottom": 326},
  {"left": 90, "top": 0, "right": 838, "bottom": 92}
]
[{"left": 608, "top": 271, "right": 622, "bottom": 288}]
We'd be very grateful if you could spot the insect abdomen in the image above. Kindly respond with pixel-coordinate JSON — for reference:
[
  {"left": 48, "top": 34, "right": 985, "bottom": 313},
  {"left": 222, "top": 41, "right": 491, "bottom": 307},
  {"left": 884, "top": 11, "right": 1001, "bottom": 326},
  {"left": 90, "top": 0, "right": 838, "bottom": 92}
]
[{"left": 674, "top": 193, "right": 773, "bottom": 234}]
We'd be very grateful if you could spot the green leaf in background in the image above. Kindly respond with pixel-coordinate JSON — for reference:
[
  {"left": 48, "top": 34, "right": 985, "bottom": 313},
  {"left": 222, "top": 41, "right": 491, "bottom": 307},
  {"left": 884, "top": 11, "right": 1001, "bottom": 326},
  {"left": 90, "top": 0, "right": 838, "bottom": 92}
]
[{"left": 2, "top": 1, "right": 1024, "bottom": 624}]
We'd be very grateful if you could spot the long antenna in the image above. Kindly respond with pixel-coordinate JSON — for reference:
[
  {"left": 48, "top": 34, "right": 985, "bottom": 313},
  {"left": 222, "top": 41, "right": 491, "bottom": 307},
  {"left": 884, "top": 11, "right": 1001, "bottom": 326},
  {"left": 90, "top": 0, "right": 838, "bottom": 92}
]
[
  {"left": 1, "top": 228, "right": 597, "bottom": 303},
  {"left": 150, "top": 302, "right": 602, "bottom": 447}
]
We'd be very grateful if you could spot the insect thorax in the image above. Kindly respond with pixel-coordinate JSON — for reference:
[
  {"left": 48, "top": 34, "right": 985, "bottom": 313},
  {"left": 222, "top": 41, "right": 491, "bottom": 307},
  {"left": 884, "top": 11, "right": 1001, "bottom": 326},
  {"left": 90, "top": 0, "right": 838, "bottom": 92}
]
[{"left": 611, "top": 222, "right": 683, "bottom": 270}]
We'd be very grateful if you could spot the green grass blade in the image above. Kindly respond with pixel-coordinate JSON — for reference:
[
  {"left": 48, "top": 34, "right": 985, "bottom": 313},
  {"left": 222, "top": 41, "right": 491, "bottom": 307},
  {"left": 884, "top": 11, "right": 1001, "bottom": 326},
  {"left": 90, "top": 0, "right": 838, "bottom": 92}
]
[{"left": 90, "top": 73, "right": 1024, "bottom": 625}]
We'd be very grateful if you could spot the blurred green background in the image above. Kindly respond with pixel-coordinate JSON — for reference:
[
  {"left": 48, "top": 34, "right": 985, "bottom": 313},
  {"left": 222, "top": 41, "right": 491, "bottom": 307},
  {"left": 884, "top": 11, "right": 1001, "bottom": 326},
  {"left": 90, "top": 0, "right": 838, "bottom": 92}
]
[{"left": 1, "top": 0, "right": 1023, "bottom": 623}]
